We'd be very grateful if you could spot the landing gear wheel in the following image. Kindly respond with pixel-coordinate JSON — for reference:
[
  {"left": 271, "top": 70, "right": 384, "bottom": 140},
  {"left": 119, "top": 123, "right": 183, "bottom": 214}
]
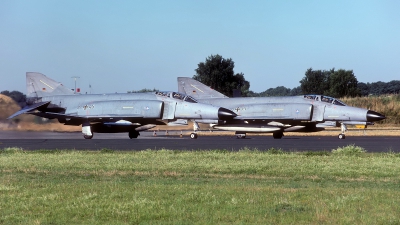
[
  {"left": 82, "top": 123, "right": 93, "bottom": 139},
  {"left": 83, "top": 134, "right": 93, "bottom": 139},
  {"left": 129, "top": 130, "right": 139, "bottom": 139},
  {"left": 338, "top": 134, "right": 346, "bottom": 139},
  {"left": 273, "top": 132, "right": 283, "bottom": 139},
  {"left": 190, "top": 133, "right": 198, "bottom": 139}
]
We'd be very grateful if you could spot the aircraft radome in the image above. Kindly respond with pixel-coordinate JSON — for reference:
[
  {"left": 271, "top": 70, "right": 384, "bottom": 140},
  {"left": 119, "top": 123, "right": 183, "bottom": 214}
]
[
  {"left": 177, "top": 77, "right": 386, "bottom": 140},
  {"left": 8, "top": 73, "right": 237, "bottom": 139}
]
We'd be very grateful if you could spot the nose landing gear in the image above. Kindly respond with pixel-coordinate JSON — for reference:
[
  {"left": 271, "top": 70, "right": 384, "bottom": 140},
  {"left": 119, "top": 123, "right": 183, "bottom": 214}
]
[
  {"left": 190, "top": 120, "right": 200, "bottom": 139},
  {"left": 338, "top": 123, "right": 347, "bottom": 139}
]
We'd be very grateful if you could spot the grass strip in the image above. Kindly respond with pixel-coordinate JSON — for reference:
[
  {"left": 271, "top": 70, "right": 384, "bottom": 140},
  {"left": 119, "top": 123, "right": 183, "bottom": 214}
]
[{"left": 1, "top": 147, "right": 400, "bottom": 224}]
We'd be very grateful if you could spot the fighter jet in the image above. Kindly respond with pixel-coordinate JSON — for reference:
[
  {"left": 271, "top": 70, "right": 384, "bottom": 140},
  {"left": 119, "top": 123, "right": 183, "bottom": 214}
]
[
  {"left": 177, "top": 77, "right": 386, "bottom": 139},
  {"left": 7, "top": 73, "right": 236, "bottom": 139}
]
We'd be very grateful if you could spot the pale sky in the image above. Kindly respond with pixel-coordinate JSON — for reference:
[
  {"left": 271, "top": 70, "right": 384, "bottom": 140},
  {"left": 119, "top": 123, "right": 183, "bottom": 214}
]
[{"left": 1, "top": 0, "right": 399, "bottom": 94}]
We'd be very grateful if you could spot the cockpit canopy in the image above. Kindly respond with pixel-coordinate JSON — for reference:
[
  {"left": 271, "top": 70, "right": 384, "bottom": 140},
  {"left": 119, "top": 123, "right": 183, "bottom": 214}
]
[
  {"left": 155, "top": 91, "right": 198, "bottom": 103},
  {"left": 303, "top": 95, "right": 346, "bottom": 106}
]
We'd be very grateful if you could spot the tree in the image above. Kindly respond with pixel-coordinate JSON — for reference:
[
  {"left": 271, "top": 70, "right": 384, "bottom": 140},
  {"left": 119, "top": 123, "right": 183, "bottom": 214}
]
[
  {"left": 289, "top": 86, "right": 302, "bottom": 96},
  {"left": 299, "top": 68, "right": 332, "bottom": 95},
  {"left": 368, "top": 81, "right": 386, "bottom": 95},
  {"left": 356, "top": 80, "right": 400, "bottom": 96},
  {"left": 1, "top": 90, "right": 26, "bottom": 107},
  {"left": 259, "top": 86, "right": 291, "bottom": 97},
  {"left": 232, "top": 72, "right": 250, "bottom": 97},
  {"left": 386, "top": 80, "right": 400, "bottom": 94},
  {"left": 248, "top": 85, "right": 301, "bottom": 97},
  {"left": 327, "top": 69, "right": 360, "bottom": 98},
  {"left": 128, "top": 88, "right": 159, "bottom": 93},
  {"left": 193, "top": 54, "right": 250, "bottom": 97},
  {"left": 299, "top": 68, "right": 361, "bottom": 98},
  {"left": 357, "top": 82, "right": 369, "bottom": 96},
  {"left": 247, "top": 90, "right": 260, "bottom": 97}
]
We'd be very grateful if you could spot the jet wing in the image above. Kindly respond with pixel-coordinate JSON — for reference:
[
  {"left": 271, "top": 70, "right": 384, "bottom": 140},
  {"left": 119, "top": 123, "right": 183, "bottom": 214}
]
[
  {"left": 7, "top": 101, "right": 51, "bottom": 119},
  {"left": 31, "top": 112, "right": 145, "bottom": 120},
  {"left": 73, "top": 114, "right": 145, "bottom": 119},
  {"left": 31, "top": 111, "right": 167, "bottom": 124}
]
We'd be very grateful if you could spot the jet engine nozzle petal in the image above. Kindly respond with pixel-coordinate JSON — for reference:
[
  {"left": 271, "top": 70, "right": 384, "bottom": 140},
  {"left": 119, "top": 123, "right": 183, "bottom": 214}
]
[
  {"left": 366, "top": 110, "right": 386, "bottom": 122},
  {"left": 218, "top": 108, "right": 237, "bottom": 120}
]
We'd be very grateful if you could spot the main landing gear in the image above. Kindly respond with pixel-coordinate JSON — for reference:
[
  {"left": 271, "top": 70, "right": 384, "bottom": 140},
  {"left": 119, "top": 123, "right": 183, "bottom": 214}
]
[
  {"left": 81, "top": 124, "right": 141, "bottom": 139},
  {"left": 234, "top": 131, "right": 284, "bottom": 139},
  {"left": 129, "top": 130, "right": 140, "bottom": 139},
  {"left": 236, "top": 133, "right": 246, "bottom": 139},
  {"left": 235, "top": 131, "right": 246, "bottom": 139},
  {"left": 82, "top": 123, "right": 93, "bottom": 139},
  {"left": 83, "top": 134, "right": 93, "bottom": 139},
  {"left": 273, "top": 131, "right": 284, "bottom": 139}
]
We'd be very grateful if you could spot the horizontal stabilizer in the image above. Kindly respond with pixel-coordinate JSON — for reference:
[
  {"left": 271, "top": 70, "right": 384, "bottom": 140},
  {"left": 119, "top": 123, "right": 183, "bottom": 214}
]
[{"left": 7, "top": 101, "right": 51, "bottom": 119}]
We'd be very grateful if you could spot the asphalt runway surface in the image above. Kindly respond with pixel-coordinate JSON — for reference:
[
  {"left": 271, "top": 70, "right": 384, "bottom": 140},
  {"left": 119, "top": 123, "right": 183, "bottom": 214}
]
[{"left": 1, "top": 131, "right": 399, "bottom": 152}]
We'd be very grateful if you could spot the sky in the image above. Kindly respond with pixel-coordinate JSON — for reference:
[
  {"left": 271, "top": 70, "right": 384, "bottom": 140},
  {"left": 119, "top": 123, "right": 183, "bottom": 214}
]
[{"left": 1, "top": 0, "right": 399, "bottom": 94}]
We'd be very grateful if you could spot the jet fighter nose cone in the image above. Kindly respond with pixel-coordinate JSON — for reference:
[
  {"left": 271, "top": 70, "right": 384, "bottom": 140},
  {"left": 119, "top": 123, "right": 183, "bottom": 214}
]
[
  {"left": 367, "top": 110, "right": 386, "bottom": 122},
  {"left": 218, "top": 108, "right": 237, "bottom": 120}
]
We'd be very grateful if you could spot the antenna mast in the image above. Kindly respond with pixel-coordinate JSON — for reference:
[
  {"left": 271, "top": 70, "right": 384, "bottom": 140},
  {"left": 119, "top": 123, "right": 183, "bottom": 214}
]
[{"left": 71, "top": 76, "right": 80, "bottom": 94}]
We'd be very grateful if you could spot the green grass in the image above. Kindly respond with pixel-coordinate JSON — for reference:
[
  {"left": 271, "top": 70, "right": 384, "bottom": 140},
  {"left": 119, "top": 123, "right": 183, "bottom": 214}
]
[{"left": 1, "top": 147, "right": 400, "bottom": 224}]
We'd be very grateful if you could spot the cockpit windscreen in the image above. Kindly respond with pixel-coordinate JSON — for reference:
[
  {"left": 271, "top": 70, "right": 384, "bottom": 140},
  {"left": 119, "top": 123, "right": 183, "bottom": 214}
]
[
  {"left": 303, "top": 95, "right": 346, "bottom": 106},
  {"left": 156, "top": 91, "right": 198, "bottom": 103}
]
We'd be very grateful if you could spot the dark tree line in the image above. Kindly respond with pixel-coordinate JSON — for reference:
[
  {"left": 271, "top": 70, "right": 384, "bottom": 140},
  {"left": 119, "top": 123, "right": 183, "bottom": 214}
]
[
  {"left": 128, "top": 88, "right": 159, "bottom": 93},
  {"left": 193, "top": 55, "right": 399, "bottom": 98},
  {"left": 1, "top": 90, "right": 26, "bottom": 107},
  {"left": 248, "top": 86, "right": 302, "bottom": 97},
  {"left": 358, "top": 81, "right": 400, "bottom": 96}
]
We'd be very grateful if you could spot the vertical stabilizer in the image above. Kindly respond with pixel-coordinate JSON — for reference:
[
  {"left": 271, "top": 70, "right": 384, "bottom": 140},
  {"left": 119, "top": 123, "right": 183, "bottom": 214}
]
[
  {"left": 26, "top": 72, "right": 74, "bottom": 98},
  {"left": 177, "top": 77, "right": 229, "bottom": 99}
]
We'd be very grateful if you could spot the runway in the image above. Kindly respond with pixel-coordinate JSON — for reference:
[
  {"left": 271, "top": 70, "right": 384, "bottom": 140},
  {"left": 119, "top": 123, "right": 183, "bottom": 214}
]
[{"left": 0, "top": 131, "right": 399, "bottom": 152}]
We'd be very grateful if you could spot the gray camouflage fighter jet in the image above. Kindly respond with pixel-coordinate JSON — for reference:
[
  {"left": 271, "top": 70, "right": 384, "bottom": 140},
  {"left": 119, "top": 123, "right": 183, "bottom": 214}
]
[
  {"left": 177, "top": 77, "right": 386, "bottom": 139},
  {"left": 7, "top": 73, "right": 236, "bottom": 139}
]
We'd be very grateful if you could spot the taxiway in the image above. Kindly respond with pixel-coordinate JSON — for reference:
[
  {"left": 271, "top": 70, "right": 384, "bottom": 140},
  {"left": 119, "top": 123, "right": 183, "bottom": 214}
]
[{"left": 0, "top": 131, "right": 398, "bottom": 152}]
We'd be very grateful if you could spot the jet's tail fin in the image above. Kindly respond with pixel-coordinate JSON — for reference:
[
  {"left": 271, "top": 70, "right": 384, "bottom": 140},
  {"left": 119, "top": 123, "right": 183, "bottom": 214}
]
[
  {"left": 177, "top": 77, "right": 229, "bottom": 99},
  {"left": 26, "top": 72, "right": 74, "bottom": 98}
]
